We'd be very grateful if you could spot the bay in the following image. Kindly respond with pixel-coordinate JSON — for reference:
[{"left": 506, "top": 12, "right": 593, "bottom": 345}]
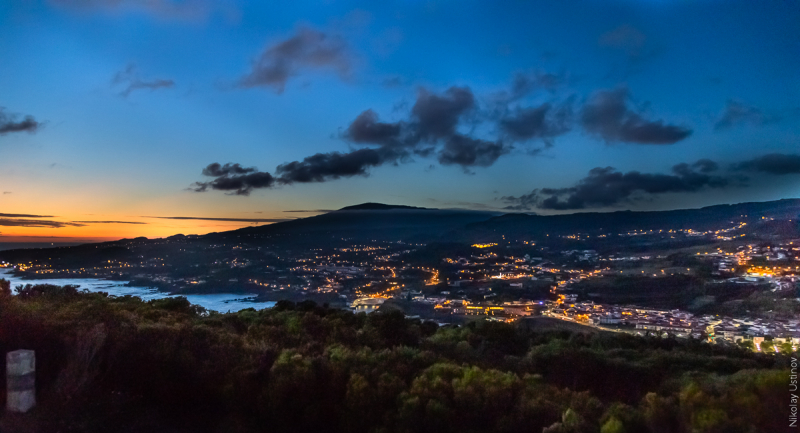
[{"left": 0, "top": 269, "right": 275, "bottom": 313}]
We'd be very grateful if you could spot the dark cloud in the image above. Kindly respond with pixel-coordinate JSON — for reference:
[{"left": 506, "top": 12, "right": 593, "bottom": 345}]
[
  {"left": 201, "top": 162, "right": 256, "bottom": 177},
  {"left": 343, "top": 110, "right": 404, "bottom": 148},
  {"left": 2, "top": 192, "right": 10, "bottom": 195},
  {"left": 340, "top": 86, "right": 495, "bottom": 170},
  {"left": 347, "top": 84, "right": 571, "bottom": 169},
  {"left": 276, "top": 148, "right": 394, "bottom": 184},
  {"left": 283, "top": 209, "right": 334, "bottom": 213},
  {"left": 190, "top": 167, "right": 275, "bottom": 196},
  {"left": 238, "top": 27, "right": 350, "bottom": 93},
  {"left": 192, "top": 148, "right": 399, "bottom": 196},
  {"left": 580, "top": 88, "right": 692, "bottom": 144},
  {"left": 502, "top": 160, "right": 728, "bottom": 210},
  {"left": 0, "top": 218, "right": 84, "bottom": 228},
  {"left": 689, "top": 159, "right": 719, "bottom": 173},
  {"left": 411, "top": 87, "right": 475, "bottom": 140},
  {"left": 714, "top": 100, "right": 771, "bottom": 130},
  {"left": 145, "top": 216, "right": 291, "bottom": 223},
  {"left": 0, "top": 213, "right": 54, "bottom": 218},
  {"left": 733, "top": 153, "right": 800, "bottom": 175},
  {"left": 195, "top": 83, "right": 697, "bottom": 196},
  {"left": 499, "top": 102, "right": 572, "bottom": 143},
  {"left": 113, "top": 64, "right": 175, "bottom": 97},
  {"left": 72, "top": 221, "right": 147, "bottom": 224},
  {"left": 497, "top": 70, "right": 565, "bottom": 103},
  {"left": 344, "top": 86, "right": 479, "bottom": 151},
  {"left": 0, "top": 108, "right": 42, "bottom": 135},
  {"left": 437, "top": 135, "right": 510, "bottom": 168}
]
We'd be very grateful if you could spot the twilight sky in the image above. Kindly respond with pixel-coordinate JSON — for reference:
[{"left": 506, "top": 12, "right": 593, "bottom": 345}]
[{"left": 1, "top": 0, "right": 799, "bottom": 242}]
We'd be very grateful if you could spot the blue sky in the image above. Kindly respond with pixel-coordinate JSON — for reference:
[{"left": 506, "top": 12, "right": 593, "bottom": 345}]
[{"left": 0, "top": 0, "right": 798, "bottom": 240}]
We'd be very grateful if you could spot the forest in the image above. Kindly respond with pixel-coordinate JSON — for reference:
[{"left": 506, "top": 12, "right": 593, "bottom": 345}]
[{"left": 0, "top": 280, "right": 793, "bottom": 433}]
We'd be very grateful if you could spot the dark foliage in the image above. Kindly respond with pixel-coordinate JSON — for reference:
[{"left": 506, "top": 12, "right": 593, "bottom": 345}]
[{"left": 0, "top": 286, "right": 791, "bottom": 433}]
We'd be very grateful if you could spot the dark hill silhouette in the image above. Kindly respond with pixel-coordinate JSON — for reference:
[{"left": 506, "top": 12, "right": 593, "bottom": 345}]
[
  {"left": 338, "top": 203, "right": 429, "bottom": 211},
  {"left": 453, "top": 198, "right": 800, "bottom": 243},
  {"left": 0, "top": 199, "right": 797, "bottom": 263},
  {"left": 210, "top": 204, "right": 499, "bottom": 245}
]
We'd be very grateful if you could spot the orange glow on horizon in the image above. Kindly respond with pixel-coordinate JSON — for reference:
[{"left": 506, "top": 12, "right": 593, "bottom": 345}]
[{"left": 0, "top": 215, "right": 284, "bottom": 243}]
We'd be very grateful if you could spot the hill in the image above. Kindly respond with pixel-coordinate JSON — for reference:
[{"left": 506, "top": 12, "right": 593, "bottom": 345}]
[
  {"left": 453, "top": 198, "right": 800, "bottom": 244},
  {"left": 338, "top": 202, "right": 429, "bottom": 211},
  {"left": 209, "top": 204, "right": 500, "bottom": 246},
  {"left": 0, "top": 287, "right": 789, "bottom": 433}
]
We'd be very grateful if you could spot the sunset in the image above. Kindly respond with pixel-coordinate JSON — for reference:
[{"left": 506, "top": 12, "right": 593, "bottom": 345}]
[
  {"left": 2, "top": 1, "right": 798, "bottom": 244},
  {"left": 1, "top": 1, "right": 798, "bottom": 432}
]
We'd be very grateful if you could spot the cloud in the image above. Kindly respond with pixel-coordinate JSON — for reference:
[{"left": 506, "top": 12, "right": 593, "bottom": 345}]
[
  {"left": 145, "top": 216, "right": 291, "bottom": 223},
  {"left": 238, "top": 26, "right": 351, "bottom": 93},
  {"left": 0, "top": 213, "right": 54, "bottom": 218},
  {"left": 494, "top": 70, "right": 565, "bottom": 103},
  {"left": 411, "top": 86, "right": 475, "bottom": 140},
  {"left": 192, "top": 149, "right": 398, "bottom": 195},
  {"left": 343, "top": 86, "right": 478, "bottom": 149},
  {"left": 733, "top": 153, "right": 800, "bottom": 175},
  {"left": 502, "top": 159, "right": 729, "bottom": 210},
  {"left": 714, "top": 100, "right": 772, "bottom": 130},
  {"left": 192, "top": 86, "right": 547, "bottom": 196},
  {"left": 0, "top": 108, "right": 42, "bottom": 135},
  {"left": 275, "top": 148, "right": 396, "bottom": 184},
  {"left": 343, "top": 109, "right": 405, "bottom": 148},
  {"left": 0, "top": 218, "right": 84, "bottom": 228},
  {"left": 345, "top": 86, "right": 501, "bottom": 170},
  {"left": 190, "top": 149, "right": 395, "bottom": 196},
  {"left": 684, "top": 158, "right": 719, "bottom": 174},
  {"left": 499, "top": 102, "right": 572, "bottom": 143},
  {"left": 342, "top": 86, "right": 498, "bottom": 170},
  {"left": 190, "top": 165, "right": 275, "bottom": 196},
  {"left": 195, "top": 83, "right": 698, "bottom": 196},
  {"left": 580, "top": 87, "right": 692, "bottom": 144},
  {"left": 201, "top": 162, "right": 256, "bottom": 177},
  {"left": 72, "top": 221, "right": 147, "bottom": 224},
  {"left": 2, "top": 192, "right": 10, "bottom": 195},
  {"left": 437, "top": 135, "right": 510, "bottom": 168},
  {"left": 112, "top": 64, "right": 175, "bottom": 97},
  {"left": 283, "top": 209, "right": 334, "bottom": 213}
]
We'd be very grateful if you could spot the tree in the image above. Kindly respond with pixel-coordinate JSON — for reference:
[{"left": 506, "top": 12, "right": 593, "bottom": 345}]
[
  {"left": 0, "top": 278, "right": 10, "bottom": 296},
  {"left": 737, "top": 340, "right": 755, "bottom": 351},
  {"left": 600, "top": 416, "right": 625, "bottom": 433}
]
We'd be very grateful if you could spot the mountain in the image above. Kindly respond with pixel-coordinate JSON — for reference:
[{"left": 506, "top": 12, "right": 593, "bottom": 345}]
[
  {"left": 452, "top": 198, "right": 800, "bottom": 244},
  {"left": 209, "top": 204, "right": 499, "bottom": 245},
  {"left": 1, "top": 200, "right": 798, "bottom": 264},
  {"left": 196, "top": 199, "right": 800, "bottom": 250},
  {"left": 338, "top": 203, "right": 430, "bottom": 211}
]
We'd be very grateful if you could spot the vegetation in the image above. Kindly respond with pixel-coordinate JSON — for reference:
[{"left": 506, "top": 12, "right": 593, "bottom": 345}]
[{"left": 0, "top": 282, "right": 793, "bottom": 433}]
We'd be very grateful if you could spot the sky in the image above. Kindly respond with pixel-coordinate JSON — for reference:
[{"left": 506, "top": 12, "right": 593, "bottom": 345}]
[{"left": 1, "top": 0, "right": 799, "bottom": 242}]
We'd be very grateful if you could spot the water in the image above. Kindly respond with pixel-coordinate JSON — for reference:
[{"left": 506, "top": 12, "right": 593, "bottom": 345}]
[{"left": 0, "top": 269, "right": 275, "bottom": 313}]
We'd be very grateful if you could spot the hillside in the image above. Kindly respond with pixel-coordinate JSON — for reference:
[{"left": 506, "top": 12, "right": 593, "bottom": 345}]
[
  {"left": 454, "top": 198, "right": 800, "bottom": 243},
  {"left": 0, "top": 286, "right": 790, "bottom": 433}
]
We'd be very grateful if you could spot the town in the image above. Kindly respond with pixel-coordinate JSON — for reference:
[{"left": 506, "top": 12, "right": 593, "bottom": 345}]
[{"left": 3, "top": 213, "right": 798, "bottom": 355}]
